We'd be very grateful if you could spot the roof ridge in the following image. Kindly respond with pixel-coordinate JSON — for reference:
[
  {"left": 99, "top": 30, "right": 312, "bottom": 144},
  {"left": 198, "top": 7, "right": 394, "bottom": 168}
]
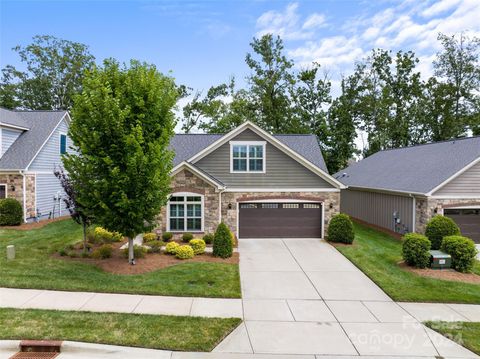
[
  {"left": 378, "top": 135, "right": 480, "bottom": 153},
  {"left": 14, "top": 109, "right": 67, "bottom": 113}
]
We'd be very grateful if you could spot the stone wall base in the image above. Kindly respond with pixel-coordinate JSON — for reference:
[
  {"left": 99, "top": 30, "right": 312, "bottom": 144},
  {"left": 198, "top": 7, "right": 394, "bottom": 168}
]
[{"left": 0, "top": 173, "right": 36, "bottom": 221}]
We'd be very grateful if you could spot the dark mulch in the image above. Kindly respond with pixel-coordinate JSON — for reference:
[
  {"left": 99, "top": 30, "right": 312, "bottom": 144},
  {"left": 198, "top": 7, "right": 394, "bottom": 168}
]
[
  {"left": 1, "top": 216, "right": 70, "bottom": 231},
  {"left": 399, "top": 261, "right": 480, "bottom": 284}
]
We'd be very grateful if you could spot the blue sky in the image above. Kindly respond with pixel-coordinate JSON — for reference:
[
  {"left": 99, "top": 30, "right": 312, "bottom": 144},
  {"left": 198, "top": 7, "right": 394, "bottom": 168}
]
[{"left": 1, "top": 0, "right": 479, "bottom": 95}]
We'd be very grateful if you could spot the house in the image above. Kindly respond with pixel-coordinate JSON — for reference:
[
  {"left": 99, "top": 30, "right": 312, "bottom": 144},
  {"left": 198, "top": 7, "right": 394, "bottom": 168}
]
[
  {"left": 334, "top": 137, "right": 480, "bottom": 243},
  {"left": 157, "top": 121, "right": 344, "bottom": 239},
  {"left": 0, "top": 108, "right": 72, "bottom": 222}
]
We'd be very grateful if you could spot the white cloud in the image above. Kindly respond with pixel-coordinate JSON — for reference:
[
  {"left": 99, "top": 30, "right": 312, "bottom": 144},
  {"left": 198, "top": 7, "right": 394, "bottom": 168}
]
[{"left": 256, "top": 2, "right": 327, "bottom": 40}]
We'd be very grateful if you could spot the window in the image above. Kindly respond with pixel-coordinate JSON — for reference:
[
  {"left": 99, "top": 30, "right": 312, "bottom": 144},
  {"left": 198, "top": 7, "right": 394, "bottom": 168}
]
[
  {"left": 0, "top": 184, "right": 6, "bottom": 199},
  {"left": 168, "top": 194, "right": 203, "bottom": 232},
  {"left": 60, "top": 133, "right": 67, "bottom": 154},
  {"left": 230, "top": 141, "right": 265, "bottom": 173}
]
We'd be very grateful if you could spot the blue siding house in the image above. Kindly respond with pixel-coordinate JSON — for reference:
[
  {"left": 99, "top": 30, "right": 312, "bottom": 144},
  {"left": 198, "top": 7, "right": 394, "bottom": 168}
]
[{"left": 0, "top": 108, "right": 73, "bottom": 222}]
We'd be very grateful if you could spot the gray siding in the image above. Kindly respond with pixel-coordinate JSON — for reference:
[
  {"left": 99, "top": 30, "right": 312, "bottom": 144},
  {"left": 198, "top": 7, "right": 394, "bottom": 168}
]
[
  {"left": 1, "top": 128, "right": 22, "bottom": 156},
  {"left": 29, "top": 119, "right": 71, "bottom": 171},
  {"left": 433, "top": 159, "right": 480, "bottom": 197},
  {"left": 195, "top": 129, "right": 333, "bottom": 188},
  {"left": 341, "top": 189, "right": 414, "bottom": 233},
  {"left": 35, "top": 173, "right": 69, "bottom": 219}
]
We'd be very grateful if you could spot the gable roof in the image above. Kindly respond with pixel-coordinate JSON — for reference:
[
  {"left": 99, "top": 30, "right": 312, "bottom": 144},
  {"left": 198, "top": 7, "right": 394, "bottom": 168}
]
[
  {"left": 170, "top": 133, "right": 328, "bottom": 172},
  {"left": 335, "top": 136, "right": 480, "bottom": 195},
  {"left": 0, "top": 108, "right": 30, "bottom": 130},
  {"left": 0, "top": 108, "right": 68, "bottom": 170}
]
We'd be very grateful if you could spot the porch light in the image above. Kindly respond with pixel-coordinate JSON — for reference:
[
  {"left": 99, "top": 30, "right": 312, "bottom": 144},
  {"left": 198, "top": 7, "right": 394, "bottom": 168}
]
[
  {"left": 228, "top": 203, "right": 233, "bottom": 210},
  {"left": 329, "top": 203, "right": 334, "bottom": 209},
  {"left": 10, "top": 185, "right": 15, "bottom": 191}
]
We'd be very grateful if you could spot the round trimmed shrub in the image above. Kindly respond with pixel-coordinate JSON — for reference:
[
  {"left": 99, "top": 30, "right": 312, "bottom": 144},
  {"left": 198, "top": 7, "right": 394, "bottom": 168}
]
[
  {"left": 189, "top": 239, "right": 206, "bottom": 255},
  {"left": 143, "top": 233, "right": 157, "bottom": 242},
  {"left": 175, "top": 245, "right": 194, "bottom": 259},
  {"left": 165, "top": 242, "right": 180, "bottom": 255},
  {"left": 441, "top": 235, "right": 478, "bottom": 273},
  {"left": 425, "top": 216, "right": 460, "bottom": 250},
  {"left": 203, "top": 233, "right": 214, "bottom": 244},
  {"left": 122, "top": 245, "right": 146, "bottom": 259},
  {"left": 182, "top": 233, "right": 194, "bottom": 242},
  {"left": 402, "top": 233, "right": 431, "bottom": 268},
  {"left": 213, "top": 222, "right": 233, "bottom": 258},
  {"left": 92, "top": 244, "right": 113, "bottom": 259},
  {"left": 162, "top": 232, "right": 173, "bottom": 241},
  {"left": 327, "top": 213, "right": 355, "bottom": 244},
  {"left": 146, "top": 241, "right": 163, "bottom": 253},
  {"left": 0, "top": 198, "right": 23, "bottom": 226}
]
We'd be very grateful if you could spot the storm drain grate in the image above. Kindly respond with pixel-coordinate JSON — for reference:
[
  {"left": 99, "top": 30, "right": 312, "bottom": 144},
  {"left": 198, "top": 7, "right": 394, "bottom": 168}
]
[{"left": 10, "top": 353, "right": 59, "bottom": 359}]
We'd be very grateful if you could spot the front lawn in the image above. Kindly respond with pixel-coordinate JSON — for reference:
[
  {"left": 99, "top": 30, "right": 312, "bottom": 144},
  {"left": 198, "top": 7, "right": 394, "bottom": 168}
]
[
  {"left": 335, "top": 223, "right": 480, "bottom": 304},
  {"left": 425, "top": 321, "right": 480, "bottom": 355},
  {"left": 0, "top": 308, "right": 241, "bottom": 351},
  {"left": 0, "top": 219, "right": 241, "bottom": 298}
]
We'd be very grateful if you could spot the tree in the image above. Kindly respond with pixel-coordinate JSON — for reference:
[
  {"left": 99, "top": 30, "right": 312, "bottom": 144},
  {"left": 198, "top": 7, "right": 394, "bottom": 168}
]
[
  {"left": 0, "top": 35, "right": 95, "bottom": 110},
  {"left": 64, "top": 59, "right": 178, "bottom": 264},
  {"left": 54, "top": 166, "right": 92, "bottom": 253}
]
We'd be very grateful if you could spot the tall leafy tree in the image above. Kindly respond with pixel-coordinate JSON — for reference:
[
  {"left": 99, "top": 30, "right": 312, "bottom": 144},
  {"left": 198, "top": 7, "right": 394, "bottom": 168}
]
[
  {"left": 64, "top": 59, "right": 178, "bottom": 264},
  {"left": 0, "top": 35, "right": 95, "bottom": 110}
]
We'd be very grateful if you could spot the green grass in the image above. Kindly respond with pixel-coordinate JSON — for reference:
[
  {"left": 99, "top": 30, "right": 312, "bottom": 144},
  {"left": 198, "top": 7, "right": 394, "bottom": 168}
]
[
  {"left": 0, "top": 308, "right": 241, "bottom": 351},
  {"left": 425, "top": 321, "right": 480, "bottom": 355},
  {"left": 335, "top": 223, "right": 480, "bottom": 304},
  {"left": 0, "top": 219, "right": 241, "bottom": 298}
]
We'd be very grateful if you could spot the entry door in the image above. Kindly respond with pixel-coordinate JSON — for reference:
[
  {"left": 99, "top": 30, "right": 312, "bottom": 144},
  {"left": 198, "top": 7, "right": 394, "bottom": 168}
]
[
  {"left": 444, "top": 209, "right": 480, "bottom": 243},
  {"left": 239, "top": 202, "right": 323, "bottom": 239}
]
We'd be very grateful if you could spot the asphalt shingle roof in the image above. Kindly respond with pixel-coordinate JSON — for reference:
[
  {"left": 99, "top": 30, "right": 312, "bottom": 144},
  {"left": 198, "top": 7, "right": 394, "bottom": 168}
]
[
  {"left": 170, "top": 133, "right": 328, "bottom": 172},
  {"left": 0, "top": 109, "right": 67, "bottom": 170},
  {"left": 334, "top": 136, "right": 480, "bottom": 194},
  {"left": 0, "top": 108, "right": 30, "bottom": 129}
]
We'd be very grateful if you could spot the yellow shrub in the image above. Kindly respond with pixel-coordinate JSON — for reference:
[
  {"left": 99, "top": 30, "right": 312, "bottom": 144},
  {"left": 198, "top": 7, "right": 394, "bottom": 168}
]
[
  {"left": 94, "top": 227, "right": 123, "bottom": 243},
  {"left": 143, "top": 233, "right": 157, "bottom": 242},
  {"left": 165, "top": 242, "right": 180, "bottom": 255},
  {"left": 189, "top": 239, "right": 206, "bottom": 255},
  {"left": 175, "top": 245, "right": 194, "bottom": 260}
]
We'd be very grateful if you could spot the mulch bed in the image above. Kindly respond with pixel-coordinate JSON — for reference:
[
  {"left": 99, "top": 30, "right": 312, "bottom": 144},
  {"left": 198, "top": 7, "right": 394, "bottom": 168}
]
[
  {"left": 1, "top": 216, "right": 70, "bottom": 231},
  {"left": 399, "top": 261, "right": 480, "bottom": 284},
  {"left": 55, "top": 241, "right": 239, "bottom": 275}
]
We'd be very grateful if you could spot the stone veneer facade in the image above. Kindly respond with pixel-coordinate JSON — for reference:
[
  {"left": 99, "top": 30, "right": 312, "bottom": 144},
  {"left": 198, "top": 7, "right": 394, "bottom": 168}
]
[
  {"left": 0, "top": 173, "right": 36, "bottom": 220},
  {"left": 415, "top": 197, "right": 480, "bottom": 234},
  {"left": 155, "top": 168, "right": 340, "bottom": 239}
]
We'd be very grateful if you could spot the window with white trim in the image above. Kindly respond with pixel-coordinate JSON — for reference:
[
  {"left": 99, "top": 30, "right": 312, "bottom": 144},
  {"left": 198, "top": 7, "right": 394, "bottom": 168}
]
[
  {"left": 0, "top": 184, "right": 6, "bottom": 199},
  {"left": 230, "top": 141, "right": 265, "bottom": 173},
  {"left": 168, "top": 194, "right": 203, "bottom": 232}
]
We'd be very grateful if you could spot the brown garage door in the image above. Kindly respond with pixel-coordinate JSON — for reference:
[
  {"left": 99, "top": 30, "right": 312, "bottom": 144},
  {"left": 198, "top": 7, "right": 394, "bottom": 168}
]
[
  {"left": 444, "top": 209, "right": 480, "bottom": 243},
  {"left": 239, "top": 202, "right": 322, "bottom": 238}
]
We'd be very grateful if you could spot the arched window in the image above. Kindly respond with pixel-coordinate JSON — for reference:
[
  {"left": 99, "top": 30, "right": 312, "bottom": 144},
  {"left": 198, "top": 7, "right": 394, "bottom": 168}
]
[{"left": 167, "top": 192, "right": 203, "bottom": 232}]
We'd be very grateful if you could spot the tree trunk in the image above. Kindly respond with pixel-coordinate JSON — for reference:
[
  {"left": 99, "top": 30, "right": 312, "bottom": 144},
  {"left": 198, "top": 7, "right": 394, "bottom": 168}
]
[
  {"left": 128, "top": 237, "right": 135, "bottom": 265},
  {"left": 82, "top": 222, "right": 87, "bottom": 254}
]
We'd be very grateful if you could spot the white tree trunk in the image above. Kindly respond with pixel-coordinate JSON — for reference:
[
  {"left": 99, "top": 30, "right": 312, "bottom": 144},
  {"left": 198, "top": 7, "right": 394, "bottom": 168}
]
[{"left": 128, "top": 237, "right": 135, "bottom": 265}]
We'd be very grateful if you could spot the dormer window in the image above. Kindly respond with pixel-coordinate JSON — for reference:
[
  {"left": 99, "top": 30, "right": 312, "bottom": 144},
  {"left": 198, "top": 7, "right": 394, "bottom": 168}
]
[
  {"left": 230, "top": 141, "right": 266, "bottom": 173},
  {"left": 60, "top": 133, "right": 67, "bottom": 154}
]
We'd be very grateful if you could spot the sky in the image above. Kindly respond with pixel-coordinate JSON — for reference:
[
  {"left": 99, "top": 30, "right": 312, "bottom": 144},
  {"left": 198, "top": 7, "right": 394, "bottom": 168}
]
[{"left": 1, "top": 0, "right": 479, "bottom": 100}]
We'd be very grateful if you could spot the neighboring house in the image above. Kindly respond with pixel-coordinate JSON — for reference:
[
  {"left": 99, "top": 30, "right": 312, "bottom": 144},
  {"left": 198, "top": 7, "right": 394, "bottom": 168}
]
[
  {"left": 335, "top": 137, "right": 480, "bottom": 243},
  {"left": 157, "top": 121, "right": 344, "bottom": 239},
  {"left": 0, "top": 107, "right": 72, "bottom": 222}
]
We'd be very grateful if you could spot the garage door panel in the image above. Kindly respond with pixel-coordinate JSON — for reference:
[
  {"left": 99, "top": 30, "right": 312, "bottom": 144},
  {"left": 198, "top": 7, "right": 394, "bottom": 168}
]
[
  {"left": 444, "top": 209, "right": 480, "bottom": 243},
  {"left": 239, "top": 203, "right": 322, "bottom": 238}
]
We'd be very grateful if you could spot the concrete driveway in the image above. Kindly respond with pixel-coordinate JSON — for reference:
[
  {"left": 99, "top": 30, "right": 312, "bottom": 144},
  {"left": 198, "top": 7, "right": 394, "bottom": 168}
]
[{"left": 215, "top": 238, "right": 479, "bottom": 358}]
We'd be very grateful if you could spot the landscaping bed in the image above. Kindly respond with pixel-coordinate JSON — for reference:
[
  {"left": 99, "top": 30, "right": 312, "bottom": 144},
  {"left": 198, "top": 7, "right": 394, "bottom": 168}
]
[
  {"left": 0, "top": 219, "right": 241, "bottom": 298},
  {"left": 425, "top": 321, "right": 480, "bottom": 355},
  {"left": 0, "top": 308, "right": 241, "bottom": 352},
  {"left": 399, "top": 262, "right": 480, "bottom": 284},
  {"left": 334, "top": 223, "right": 480, "bottom": 303}
]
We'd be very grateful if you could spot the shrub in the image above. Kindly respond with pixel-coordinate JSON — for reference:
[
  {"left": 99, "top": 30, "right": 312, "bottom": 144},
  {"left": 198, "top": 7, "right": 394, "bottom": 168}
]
[
  {"left": 143, "top": 233, "right": 157, "bottom": 242},
  {"left": 122, "top": 245, "right": 146, "bottom": 259},
  {"left": 402, "top": 233, "right": 431, "bottom": 268},
  {"left": 327, "top": 213, "right": 355, "bottom": 244},
  {"left": 182, "top": 233, "right": 194, "bottom": 242},
  {"left": 146, "top": 241, "right": 164, "bottom": 253},
  {"left": 175, "top": 245, "right": 194, "bottom": 259},
  {"left": 203, "top": 233, "right": 214, "bottom": 244},
  {"left": 425, "top": 216, "right": 460, "bottom": 250},
  {"left": 0, "top": 198, "right": 23, "bottom": 226},
  {"left": 165, "top": 242, "right": 180, "bottom": 255},
  {"left": 189, "top": 239, "right": 206, "bottom": 255},
  {"left": 441, "top": 235, "right": 478, "bottom": 273},
  {"left": 94, "top": 227, "right": 123, "bottom": 244},
  {"left": 162, "top": 232, "right": 173, "bottom": 241},
  {"left": 213, "top": 222, "right": 233, "bottom": 258},
  {"left": 92, "top": 244, "right": 113, "bottom": 259},
  {"left": 58, "top": 248, "right": 68, "bottom": 256}
]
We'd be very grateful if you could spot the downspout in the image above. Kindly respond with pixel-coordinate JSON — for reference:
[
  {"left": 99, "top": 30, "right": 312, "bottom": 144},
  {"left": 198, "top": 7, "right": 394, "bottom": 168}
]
[
  {"left": 20, "top": 170, "right": 27, "bottom": 223},
  {"left": 218, "top": 187, "right": 226, "bottom": 224},
  {"left": 411, "top": 194, "right": 416, "bottom": 233}
]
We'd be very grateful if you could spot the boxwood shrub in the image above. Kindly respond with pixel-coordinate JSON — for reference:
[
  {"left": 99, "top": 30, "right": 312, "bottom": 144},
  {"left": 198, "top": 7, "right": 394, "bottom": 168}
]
[
  {"left": 165, "top": 242, "right": 179, "bottom": 255},
  {"left": 92, "top": 244, "right": 114, "bottom": 259},
  {"left": 402, "top": 233, "right": 431, "bottom": 268},
  {"left": 122, "top": 245, "right": 146, "bottom": 259},
  {"left": 213, "top": 222, "right": 233, "bottom": 258},
  {"left": 182, "top": 232, "right": 194, "bottom": 243},
  {"left": 189, "top": 239, "right": 206, "bottom": 255},
  {"left": 175, "top": 245, "right": 194, "bottom": 259},
  {"left": 0, "top": 198, "right": 23, "bottom": 226},
  {"left": 162, "top": 232, "right": 173, "bottom": 241},
  {"left": 203, "top": 233, "right": 214, "bottom": 244},
  {"left": 441, "top": 235, "right": 478, "bottom": 273},
  {"left": 425, "top": 216, "right": 460, "bottom": 250},
  {"left": 327, "top": 213, "right": 355, "bottom": 244}
]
